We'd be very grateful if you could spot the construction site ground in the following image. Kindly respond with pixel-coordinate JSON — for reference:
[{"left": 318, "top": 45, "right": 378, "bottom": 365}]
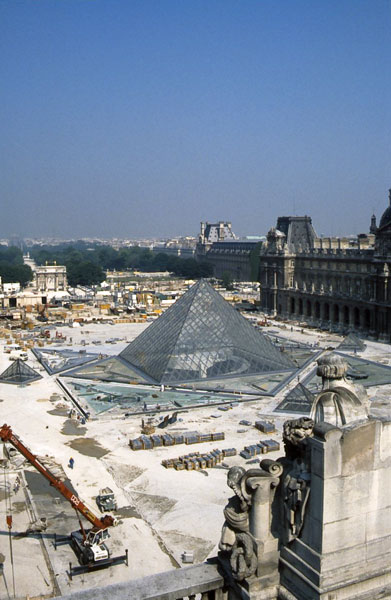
[{"left": 0, "top": 319, "right": 390, "bottom": 599}]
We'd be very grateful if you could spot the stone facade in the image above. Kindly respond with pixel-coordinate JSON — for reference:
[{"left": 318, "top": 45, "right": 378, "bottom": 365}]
[
  {"left": 195, "top": 222, "right": 262, "bottom": 281},
  {"left": 259, "top": 191, "right": 391, "bottom": 341},
  {"left": 280, "top": 418, "right": 391, "bottom": 599},
  {"left": 35, "top": 263, "right": 67, "bottom": 293},
  {"left": 201, "top": 240, "right": 261, "bottom": 281}
]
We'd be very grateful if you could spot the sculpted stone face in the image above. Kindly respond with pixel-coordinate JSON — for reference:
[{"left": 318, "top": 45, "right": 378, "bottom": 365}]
[{"left": 283, "top": 417, "right": 314, "bottom": 446}]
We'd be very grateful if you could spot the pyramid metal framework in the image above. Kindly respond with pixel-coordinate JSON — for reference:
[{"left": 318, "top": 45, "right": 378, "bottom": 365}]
[
  {"left": 120, "top": 279, "right": 295, "bottom": 384},
  {"left": 337, "top": 333, "right": 366, "bottom": 352},
  {"left": 0, "top": 359, "right": 42, "bottom": 385},
  {"left": 275, "top": 383, "right": 315, "bottom": 414}
]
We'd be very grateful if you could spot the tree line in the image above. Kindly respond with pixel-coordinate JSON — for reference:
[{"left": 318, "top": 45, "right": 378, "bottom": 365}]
[
  {"left": 28, "top": 242, "right": 213, "bottom": 286},
  {"left": 0, "top": 247, "right": 33, "bottom": 286}
]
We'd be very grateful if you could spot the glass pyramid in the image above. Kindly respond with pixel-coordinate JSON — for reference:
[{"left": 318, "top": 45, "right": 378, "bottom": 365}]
[
  {"left": 0, "top": 359, "right": 42, "bottom": 384},
  {"left": 275, "top": 383, "right": 315, "bottom": 414},
  {"left": 337, "top": 333, "right": 366, "bottom": 352},
  {"left": 120, "top": 279, "right": 295, "bottom": 384}
]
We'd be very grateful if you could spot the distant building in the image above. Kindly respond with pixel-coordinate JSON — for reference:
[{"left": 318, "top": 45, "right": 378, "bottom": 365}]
[
  {"left": 3, "top": 282, "right": 20, "bottom": 294},
  {"left": 195, "top": 221, "right": 262, "bottom": 281},
  {"left": 197, "top": 221, "right": 236, "bottom": 255},
  {"left": 201, "top": 238, "right": 263, "bottom": 281},
  {"left": 35, "top": 263, "right": 67, "bottom": 293},
  {"left": 259, "top": 191, "right": 391, "bottom": 341}
]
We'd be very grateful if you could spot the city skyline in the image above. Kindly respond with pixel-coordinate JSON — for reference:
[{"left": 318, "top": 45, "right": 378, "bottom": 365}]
[{"left": 1, "top": 0, "right": 390, "bottom": 239}]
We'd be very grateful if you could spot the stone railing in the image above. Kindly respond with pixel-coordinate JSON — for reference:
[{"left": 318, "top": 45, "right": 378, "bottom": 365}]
[{"left": 59, "top": 561, "right": 226, "bottom": 600}]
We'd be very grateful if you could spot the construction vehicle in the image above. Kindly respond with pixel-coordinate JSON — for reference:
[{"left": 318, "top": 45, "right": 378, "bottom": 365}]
[
  {"left": 96, "top": 487, "right": 117, "bottom": 513},
  {"left": 0, "top": 424, "right": 116, "bottom": 566}
]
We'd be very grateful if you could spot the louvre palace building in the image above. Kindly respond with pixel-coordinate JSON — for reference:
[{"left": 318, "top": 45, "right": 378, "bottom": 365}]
[{"left": 259, "top": 189, "right": 391, "bottom": 341}]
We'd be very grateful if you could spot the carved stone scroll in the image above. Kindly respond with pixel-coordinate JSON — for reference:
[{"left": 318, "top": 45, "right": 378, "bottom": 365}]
[{"left": 219, "top": 460, "right": 283, "bottom": 583}]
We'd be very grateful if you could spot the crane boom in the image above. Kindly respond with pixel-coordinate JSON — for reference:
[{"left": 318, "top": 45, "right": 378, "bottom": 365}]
[{"left": 0, "top": 423, "right": 114, "bottom": 530}]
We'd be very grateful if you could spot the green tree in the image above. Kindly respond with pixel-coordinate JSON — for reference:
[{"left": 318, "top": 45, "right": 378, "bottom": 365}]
[
  {"left": 67, "top": 262, "right": 105, "bottom": 286},
  {"left": 221, "top": 271, "right": 234, "bottom": 290}
]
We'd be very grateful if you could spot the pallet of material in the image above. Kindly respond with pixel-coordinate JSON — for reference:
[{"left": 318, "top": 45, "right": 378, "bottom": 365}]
[
  {"left": 255, "top": 421, "right": 276, "bottom": 434},
  {"left": 222, "top": 448, "right": 237, "bottom": 457},
  {"left": 239, "top": 439, "right": 280, "bottom": 460},
  {"left": 262, "top": 439, "right": 280, "bottom": 452},
  {"left": 129, "top": 431, "right": 225, "bottom": 450},
  {"left": 129, "top": 439, "right": 143, "bottom": 451},
  {"left": 151, "top": 435, "right": 163, "bottom": 447},
  {"left": 162, "top": 447, "right": 224, "bottom": 470},
  {"left": 184, "top": 435, "right": 199, "bottom": 445},
  {"left": 198, "top": 433, "right": 212, "bottom": 442},
  {"left": 162, "top": 434, "right": 174, "bottom": 446},
  {"left": 141, "top": 437, "right": 153, "bottom": 450}
]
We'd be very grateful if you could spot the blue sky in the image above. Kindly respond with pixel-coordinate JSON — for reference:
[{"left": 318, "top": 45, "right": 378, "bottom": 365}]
[{"left": 1, "top": 0, "right": 390, "bottom": 238}]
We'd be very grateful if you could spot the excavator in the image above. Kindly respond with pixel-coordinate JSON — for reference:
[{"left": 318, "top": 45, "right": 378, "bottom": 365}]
[{"left": 0, "top": 424, "right": 117, "bottom": 566}]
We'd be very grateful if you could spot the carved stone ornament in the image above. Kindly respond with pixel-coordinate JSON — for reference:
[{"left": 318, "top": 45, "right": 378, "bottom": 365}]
[
  {"left": 282, "top": 417, "right": 314, "bottom": 544},
  {"left": 219, "top": 461, "right": 283, "bottom": 582},
  {"left": 311, "top": 352, "right": 369, "bottom": 427}
]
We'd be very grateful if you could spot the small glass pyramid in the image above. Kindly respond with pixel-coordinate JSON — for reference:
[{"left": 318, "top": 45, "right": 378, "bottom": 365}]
[
  {"left": 120, "top": 279, "right": 295, "bottom": 384},
  {"left": 0, "top": 359, "right": 42, "bottom": 384},
  {"left": 337, "top": 333, "right": 366, "bottom": 352},
  {"left": 275, "top": 382, "right": 315, "bottom": 414}
]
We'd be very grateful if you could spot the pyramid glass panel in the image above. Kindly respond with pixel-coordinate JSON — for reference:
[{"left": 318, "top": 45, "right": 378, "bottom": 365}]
[
  {"left": 302, "top": 352, "right": 391, "bottom": 393},
  {"left": 0, "top": 359, "right": 42, "bottom": 384},
  {"left": 178, "top": 369, "right": 296, "bottom": 395},
  {"left": 32, "top": 348, "right": 104, "bottom": 375},
  {"left": 120, "top": 279, "right": 295, "bottom": 384},
  {"left": 337, "top": 333, "right": 366, "bottom": 352},
  {"left": 63, "top": 356, "right": 149, "bottom": 384},
  {"left": 63, "top": 378, "right": 243, "bottom": 416},
  {"left": 275, "top": 383, "right": 315, "bottom": 414}
]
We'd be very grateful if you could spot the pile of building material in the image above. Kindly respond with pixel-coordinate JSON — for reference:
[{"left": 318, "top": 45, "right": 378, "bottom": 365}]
[
  {"left": 240, "top": 439, "right": 280, "bottom": 459},
  {"left": 129, "top": 431, "right": 225, "bottom": 451},
  {"left": 254, "top": 420, "right": 275, "bottom": 433},
  {"left": 162, "top": 447, "right": 237, "bottom": 470}
]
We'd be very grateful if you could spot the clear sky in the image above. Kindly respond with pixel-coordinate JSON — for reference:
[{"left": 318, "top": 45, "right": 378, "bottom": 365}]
[{"left": 1, "top": 0, "right": 390, "bottom": 239}]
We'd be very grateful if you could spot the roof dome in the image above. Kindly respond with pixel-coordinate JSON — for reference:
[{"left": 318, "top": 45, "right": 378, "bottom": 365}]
[{"left": 379, "top": 190, "right": 391, "bottom": 229}]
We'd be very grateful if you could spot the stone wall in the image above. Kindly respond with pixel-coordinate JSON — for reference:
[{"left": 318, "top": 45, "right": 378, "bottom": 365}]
[{"left": 280, "top": 419, "right": 391, "bottom": 600}]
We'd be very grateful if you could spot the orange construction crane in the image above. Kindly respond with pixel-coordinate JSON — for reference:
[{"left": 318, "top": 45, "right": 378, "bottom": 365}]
[{"left": 0, "top": 424, "right": 117, "bottom": 565}]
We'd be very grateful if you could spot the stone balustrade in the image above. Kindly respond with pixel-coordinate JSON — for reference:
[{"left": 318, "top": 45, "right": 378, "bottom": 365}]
[{"left": 59, "top": 561, "right": 226, "bottom": 600}]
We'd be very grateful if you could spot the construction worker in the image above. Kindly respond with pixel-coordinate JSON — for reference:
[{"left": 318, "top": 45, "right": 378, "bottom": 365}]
[{"left": 69, "top": 457, "right": 74, "bottom": 469}]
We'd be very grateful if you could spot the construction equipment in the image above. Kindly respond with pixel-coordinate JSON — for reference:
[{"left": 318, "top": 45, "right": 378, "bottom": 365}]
[
  {"left": 37, "top": 304, "right": 48, "bottom": 322},
  {"left": 0, "top": 424, "right": 117, "bottom": 567},
  {"left": 96, "top": 488, "right": 117, "bottom": 513},
  {"left": 141, "top": 417, "right": 155, "bottom": 435},
  {"left": 157, "top": 411, "right": 178, "bottom": 429}
]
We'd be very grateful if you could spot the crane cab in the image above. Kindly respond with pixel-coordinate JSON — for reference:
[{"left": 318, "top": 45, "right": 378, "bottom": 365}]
[{"left": 86, "top": 527, "right": 109, "bottom": 547}]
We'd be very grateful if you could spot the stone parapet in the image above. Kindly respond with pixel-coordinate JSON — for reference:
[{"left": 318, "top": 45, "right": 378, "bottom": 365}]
[
  {"left": 59, "top": 561, "right": 226, "bottom": 600},
  {"left": 280, "top": 418, "right": 391, "bottom": 599}
]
